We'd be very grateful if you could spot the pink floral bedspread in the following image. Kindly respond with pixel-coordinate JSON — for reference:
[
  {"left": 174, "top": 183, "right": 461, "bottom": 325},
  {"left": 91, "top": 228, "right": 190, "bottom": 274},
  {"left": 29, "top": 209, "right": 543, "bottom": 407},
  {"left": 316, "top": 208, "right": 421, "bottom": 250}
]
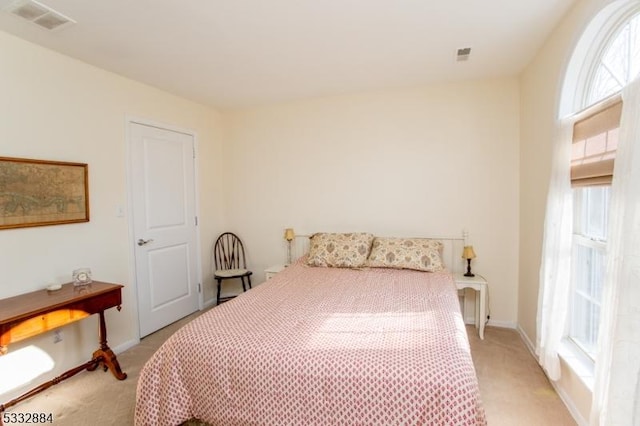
[{"left": 135, "top": 262, "right": 486, "bottom": 425}]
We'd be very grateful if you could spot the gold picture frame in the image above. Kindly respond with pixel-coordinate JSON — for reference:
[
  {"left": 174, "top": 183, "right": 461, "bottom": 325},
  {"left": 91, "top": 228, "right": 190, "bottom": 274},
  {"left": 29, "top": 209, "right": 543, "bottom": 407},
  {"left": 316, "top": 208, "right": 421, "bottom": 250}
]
[{"left": 0, "top": 156, "right": 89, "bottom": 230}]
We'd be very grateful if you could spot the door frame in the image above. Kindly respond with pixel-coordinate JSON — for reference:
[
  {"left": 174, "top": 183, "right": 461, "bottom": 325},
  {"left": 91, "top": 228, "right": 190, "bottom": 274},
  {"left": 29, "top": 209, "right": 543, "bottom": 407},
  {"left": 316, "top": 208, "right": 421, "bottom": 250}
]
[{"left": 125, "top": 115, "right": 203, "bottom": 340}]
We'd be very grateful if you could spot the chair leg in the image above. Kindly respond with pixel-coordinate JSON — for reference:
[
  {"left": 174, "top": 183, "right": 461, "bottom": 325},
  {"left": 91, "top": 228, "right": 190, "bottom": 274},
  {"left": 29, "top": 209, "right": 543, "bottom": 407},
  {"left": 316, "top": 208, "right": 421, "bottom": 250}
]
[
  {"left": 247, "top": 276, "right": 252, "bottom": 289},
  {"left": 216, "top": 279, "right": 222, "bottom": 305},
  {"left": 240, "top": 277, "right": 247, "bottom": 292}
]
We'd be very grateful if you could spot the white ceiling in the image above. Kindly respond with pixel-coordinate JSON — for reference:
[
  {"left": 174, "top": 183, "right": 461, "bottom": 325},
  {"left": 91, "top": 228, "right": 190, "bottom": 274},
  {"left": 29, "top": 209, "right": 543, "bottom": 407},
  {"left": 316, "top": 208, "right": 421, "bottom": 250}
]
[{"left": 0, "top": 0, "right": 576, "bottom": 109}]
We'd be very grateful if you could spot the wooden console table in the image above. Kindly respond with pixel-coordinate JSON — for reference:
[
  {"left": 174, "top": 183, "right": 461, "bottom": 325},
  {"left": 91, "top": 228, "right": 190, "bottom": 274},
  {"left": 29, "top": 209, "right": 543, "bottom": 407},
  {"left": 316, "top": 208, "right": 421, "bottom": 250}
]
[{"left": 0, "top": 281, "right": 127, "bottom": 412}]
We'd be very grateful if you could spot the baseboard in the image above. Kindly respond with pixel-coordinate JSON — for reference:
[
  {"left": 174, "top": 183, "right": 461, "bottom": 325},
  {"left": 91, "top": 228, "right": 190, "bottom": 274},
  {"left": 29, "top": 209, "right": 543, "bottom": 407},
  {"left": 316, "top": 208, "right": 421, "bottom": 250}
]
[
  {"left": 487, "top": 319, "right": 517, "bottom": 329},
  {"left": 516, "top": 325, "right": 588, "bottom": 426},
  {"left": 202, "top": 298, "right": 217, "bottom": 309},
  {"left": 464, "top": 318, "right": 516, "bottom": 329},
  {"left": 548, "top": 378, "right": 589, "bottom": 426},
  {"left": 517, "top": 324, "right": 538, "bottom": 356},
  {"left": 113, "top": 338, "right": 139, "bottom": 355}
]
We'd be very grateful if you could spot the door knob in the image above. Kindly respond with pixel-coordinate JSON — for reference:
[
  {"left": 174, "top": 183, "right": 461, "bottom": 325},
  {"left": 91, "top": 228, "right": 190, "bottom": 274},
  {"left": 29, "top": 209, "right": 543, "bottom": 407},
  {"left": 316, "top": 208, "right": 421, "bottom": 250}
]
[{"left": 137, "top": 238, "right": 154, "bottom": 246}]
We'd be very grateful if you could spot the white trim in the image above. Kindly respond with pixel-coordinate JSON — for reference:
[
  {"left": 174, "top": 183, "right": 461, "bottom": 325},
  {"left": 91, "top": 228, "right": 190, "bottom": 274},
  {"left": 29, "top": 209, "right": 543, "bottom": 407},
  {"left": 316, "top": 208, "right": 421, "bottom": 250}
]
[
  {"left": 517, "top": 325, "right": 589, "bottom": 426},
  {"left": 202, "top": 298, "right": 217, "bottom": 310},
  {"left": 571, "top": 92, "right": 622, "bottom": 122},
  {"left": 192, "top": 130, "right": 204, "bottom": 311},
  {"left": 462, "top": 317, "right": 516, "bottom": 330},
  {"left": 124, "top": 116, "right": 141, "bottom": 341},
  {"left": 517, "top": 324, "right": 538, "bottom": 356},
  {"left": 112, "top": 338, "right": 139, "bottom": 355},
  {"left": 559, "top": 339, "right": 595, "bottom": 390},
  {"left": 487, "top": 319, "right": 517, "bottom": 329},
  {"left": 548, "top": 378, "right": 589, "bottom": 426},
  {"left": 126, "top": 115, "right": 200, "bottom": 137},
  {"left": 573, "top": 234, "right": 607, "bottom": 250},
  {"left": 462, "top": 316, "right": 475, "bottom": 325}
]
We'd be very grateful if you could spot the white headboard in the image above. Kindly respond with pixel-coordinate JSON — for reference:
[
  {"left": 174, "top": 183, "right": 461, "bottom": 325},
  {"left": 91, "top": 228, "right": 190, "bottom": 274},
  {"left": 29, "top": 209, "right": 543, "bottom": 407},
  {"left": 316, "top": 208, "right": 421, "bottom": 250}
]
[{"left": 291, "top": 234, "right": 466, "bottom": 273}]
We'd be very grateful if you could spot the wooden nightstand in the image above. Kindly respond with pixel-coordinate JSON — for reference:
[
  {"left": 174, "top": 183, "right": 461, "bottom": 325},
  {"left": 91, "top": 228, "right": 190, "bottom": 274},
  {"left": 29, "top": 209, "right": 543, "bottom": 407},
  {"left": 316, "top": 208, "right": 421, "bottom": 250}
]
[
  {"left": 265, "top": 264, "right": 286, "bottom": 281},
  {"left": 454, "top": 273, "right": 488, "bottom": 340}
]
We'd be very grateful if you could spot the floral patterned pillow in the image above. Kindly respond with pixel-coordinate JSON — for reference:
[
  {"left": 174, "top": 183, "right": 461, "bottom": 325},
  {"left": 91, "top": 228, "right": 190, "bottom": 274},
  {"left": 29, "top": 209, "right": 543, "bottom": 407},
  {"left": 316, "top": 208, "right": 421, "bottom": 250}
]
[
  {"left": 306, "top": 232, "right": 374, "bottom": 268},
  {"left": 365, "top": 237, "right": 445, "bottom": 272}
]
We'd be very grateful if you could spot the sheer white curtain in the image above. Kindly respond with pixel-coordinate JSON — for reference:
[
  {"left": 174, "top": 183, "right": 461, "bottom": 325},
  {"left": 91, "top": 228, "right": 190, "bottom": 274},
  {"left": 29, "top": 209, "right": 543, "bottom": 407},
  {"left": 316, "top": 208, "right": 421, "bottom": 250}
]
[
  {"left": 591, "top": 78, "right": 640, "bottom": 425},
  {"left": 536, "top": 118, "right": 574, "bottom": 380}
]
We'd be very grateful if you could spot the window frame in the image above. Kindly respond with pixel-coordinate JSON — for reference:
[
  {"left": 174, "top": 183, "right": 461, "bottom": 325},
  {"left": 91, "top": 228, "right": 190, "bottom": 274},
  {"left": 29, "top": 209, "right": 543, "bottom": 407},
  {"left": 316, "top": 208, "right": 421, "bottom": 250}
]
[
  {"left": 580, "top": 6, "right": 640, "bottom": 109},
  {"left": 554, "top": 1, "right": 640, "bottom": 392},
  {"left": 561, "top": 3, "right": 638, "bottom": 366},
  {"left": 568, "top": 186, "right": 610, "bottom": 361}
]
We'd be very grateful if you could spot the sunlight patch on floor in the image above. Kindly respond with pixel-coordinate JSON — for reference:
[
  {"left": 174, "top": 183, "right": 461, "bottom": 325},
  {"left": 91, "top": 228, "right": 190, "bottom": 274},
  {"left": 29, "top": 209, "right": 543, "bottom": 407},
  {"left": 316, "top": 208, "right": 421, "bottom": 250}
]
[{"left": 0, "top": 346, "right": 54, "bottom": 395}]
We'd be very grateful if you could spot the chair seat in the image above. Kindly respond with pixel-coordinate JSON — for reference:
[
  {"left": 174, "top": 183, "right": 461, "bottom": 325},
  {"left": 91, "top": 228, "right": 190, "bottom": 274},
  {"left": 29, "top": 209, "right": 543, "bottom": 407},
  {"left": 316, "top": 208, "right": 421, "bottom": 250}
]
[{"left": 215, "top": 268, "right": 251, "bottom": 278}]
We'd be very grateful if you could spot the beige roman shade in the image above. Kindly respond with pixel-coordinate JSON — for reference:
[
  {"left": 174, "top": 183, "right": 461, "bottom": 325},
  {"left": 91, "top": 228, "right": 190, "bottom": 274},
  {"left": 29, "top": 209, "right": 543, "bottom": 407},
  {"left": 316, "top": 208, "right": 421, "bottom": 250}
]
[{"left": 571, "top": 97, "right": 622, "bottom": 187}]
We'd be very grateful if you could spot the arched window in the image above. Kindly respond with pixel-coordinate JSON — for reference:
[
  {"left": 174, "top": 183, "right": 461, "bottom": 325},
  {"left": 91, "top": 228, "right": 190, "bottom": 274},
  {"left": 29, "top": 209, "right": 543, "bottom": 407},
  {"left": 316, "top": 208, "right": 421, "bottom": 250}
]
[
  {"left": 564, "top": 3, "right": 640, "bottom": 361},
  {"left": 545, "top": 1, "right": 640, "bottom": 363},
  {"left": 540, "top": 3, "right": 640, "bottom": 422},
  {"left": 559, "top": 2, "right": 640, "bottom": 116},
  {"left": 587, "top": 11, "right": 640, "bottom": 105}
]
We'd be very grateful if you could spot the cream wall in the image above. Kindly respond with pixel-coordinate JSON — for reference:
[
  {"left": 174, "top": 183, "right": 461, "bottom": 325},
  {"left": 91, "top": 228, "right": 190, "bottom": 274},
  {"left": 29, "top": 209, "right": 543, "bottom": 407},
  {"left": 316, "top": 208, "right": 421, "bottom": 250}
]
[
  {"left": 519, "top": 0, "right": 618, "bottom": 422},
  {"left": 1, "top": 0, "right": 605, "bottom": 415},
  {"left": 223, "top": 79, "right": 520, "bottom": 327},
  {"left": 0, "top": 30, "right": 225, "bottom": 402}
]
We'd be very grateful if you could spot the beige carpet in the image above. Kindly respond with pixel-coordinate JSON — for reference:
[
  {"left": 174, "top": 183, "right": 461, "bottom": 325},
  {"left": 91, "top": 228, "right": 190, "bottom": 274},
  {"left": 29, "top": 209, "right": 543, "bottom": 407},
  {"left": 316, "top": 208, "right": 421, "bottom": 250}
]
[
  {"left": 3, "top": 311, "right": 576, "bottom": 425},
  {"left": 467, "top": 326, "right": 576, "bottom": 426}
]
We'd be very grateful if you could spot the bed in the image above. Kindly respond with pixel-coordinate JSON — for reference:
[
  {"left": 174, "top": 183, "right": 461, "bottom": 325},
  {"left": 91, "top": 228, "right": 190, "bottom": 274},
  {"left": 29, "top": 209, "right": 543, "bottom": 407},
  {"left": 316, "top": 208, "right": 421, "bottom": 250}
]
[{"left": 135, "top": 234, "right": 487, "bottom": 425}]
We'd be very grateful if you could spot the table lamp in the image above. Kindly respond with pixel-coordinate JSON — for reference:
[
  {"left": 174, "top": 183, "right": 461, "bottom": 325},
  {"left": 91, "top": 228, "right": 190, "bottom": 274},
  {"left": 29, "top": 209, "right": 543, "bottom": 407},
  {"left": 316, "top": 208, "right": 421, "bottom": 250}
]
[
  {"left": 284, "top": 228, "right": 295, "bottom": 265},
  {"left": 462, "top": 245, "right": 476, "bottom": 277}
]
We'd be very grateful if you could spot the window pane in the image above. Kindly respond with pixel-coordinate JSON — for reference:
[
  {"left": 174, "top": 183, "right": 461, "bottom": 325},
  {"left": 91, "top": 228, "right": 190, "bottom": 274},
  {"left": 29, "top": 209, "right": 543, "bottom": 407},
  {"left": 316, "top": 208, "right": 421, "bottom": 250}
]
[
  {"left": 631, "top": 17, "right": 640, "bottom": 79},
  {"left": 602, "top": 24, "right": 629, "bottom": 84},
  {"left": 587, "top": 13, "right": 640, "bottom": 105},
  {"left": 570, "top": 185, "right": 608, "bottom": 361},
  {"left": 570, "top": 291, "right": 600, "bottom": 358},
  {"left": 585, "top": 188, "right": 606, "bottom": 239},
  {"left": 577, "top": 186, "right": 610, "bottom": 240},
  {"left": 573, "top": 243, "right": 605, "bottom": 299},
  {"left": 571, "top": 294, "right": 586, "bottom": 338},
  {"left": 592, "top": 247, "right": 605, "bottom": 301},
  {"left": 589, "top": 65, "right": 623, "bottom": 103},
  {"left": 570, "top": 242, "right": 605, "bottom": 358}
]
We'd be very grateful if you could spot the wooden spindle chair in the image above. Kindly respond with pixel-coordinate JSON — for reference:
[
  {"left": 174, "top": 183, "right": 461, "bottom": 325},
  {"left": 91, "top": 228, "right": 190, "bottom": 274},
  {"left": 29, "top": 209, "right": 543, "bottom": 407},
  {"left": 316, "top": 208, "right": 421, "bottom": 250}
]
[{"left": 213, "top": 232, "right": 252, "bottom": 305}]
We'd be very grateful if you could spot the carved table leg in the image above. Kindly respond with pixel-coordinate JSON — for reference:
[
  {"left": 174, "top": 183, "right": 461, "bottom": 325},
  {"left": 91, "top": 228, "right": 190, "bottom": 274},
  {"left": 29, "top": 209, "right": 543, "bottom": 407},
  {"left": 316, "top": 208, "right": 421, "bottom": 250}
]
[
  {"left": 86, "top": 311, "right": 127, "bottom": 380},
  {"left": 1, "top": 358, "right": 100, "bottom": 413}
]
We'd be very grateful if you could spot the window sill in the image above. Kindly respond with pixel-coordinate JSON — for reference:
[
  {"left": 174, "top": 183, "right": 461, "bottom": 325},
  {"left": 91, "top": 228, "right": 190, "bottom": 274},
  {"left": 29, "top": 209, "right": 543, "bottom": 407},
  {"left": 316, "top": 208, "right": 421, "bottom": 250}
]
[{"left": 558, "top": 339, "right": 595, "bottom": 391}]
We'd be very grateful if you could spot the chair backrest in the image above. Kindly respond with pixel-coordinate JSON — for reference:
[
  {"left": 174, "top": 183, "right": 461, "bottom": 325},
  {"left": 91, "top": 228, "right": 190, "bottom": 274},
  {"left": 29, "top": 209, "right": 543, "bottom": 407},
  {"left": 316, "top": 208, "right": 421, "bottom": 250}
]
[{"left": 213, "top": 232, "right": 248, "bottom": 270}]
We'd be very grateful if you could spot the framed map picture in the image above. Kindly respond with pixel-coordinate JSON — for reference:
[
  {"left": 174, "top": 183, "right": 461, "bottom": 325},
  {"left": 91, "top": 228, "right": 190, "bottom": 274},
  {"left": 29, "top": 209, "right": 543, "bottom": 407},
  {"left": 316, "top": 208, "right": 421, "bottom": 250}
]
[{"left": 0, "top": 157, "right": 89, "bottom": 230}]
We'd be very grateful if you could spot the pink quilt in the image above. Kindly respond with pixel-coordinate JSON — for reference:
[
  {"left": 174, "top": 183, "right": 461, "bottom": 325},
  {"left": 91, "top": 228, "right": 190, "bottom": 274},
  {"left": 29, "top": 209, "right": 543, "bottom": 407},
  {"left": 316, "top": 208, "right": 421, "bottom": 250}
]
[{"left": 135, "top": 262, "right": 486, "bottom": 425}]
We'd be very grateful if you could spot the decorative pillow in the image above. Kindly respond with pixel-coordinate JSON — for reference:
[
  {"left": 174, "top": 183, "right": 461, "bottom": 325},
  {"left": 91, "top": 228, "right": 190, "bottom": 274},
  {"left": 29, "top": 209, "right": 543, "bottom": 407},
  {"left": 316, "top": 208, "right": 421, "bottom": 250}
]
[
  {"left": 306, "top": 232, "right": 374, "bottom": 268},
  {"left": 365, "top": 237, "right": 445, "bottom": 272}
]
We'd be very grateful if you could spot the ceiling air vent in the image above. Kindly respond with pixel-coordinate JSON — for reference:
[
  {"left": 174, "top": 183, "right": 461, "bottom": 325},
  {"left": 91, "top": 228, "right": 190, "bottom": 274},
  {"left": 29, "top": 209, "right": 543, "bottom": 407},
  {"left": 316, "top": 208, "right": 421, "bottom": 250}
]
[
  {"left": 456, "top": 47, "right": 472, "bottom": 62},
  {"left": 5, "top": 0, "right": 75, "bottom": 31}
]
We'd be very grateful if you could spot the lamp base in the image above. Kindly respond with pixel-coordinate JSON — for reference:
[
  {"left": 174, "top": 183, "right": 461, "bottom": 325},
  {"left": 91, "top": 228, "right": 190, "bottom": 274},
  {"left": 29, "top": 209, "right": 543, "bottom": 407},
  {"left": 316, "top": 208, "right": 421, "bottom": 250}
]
[{"left": 464, "top": 259, "right": 474, "bottom": 277}]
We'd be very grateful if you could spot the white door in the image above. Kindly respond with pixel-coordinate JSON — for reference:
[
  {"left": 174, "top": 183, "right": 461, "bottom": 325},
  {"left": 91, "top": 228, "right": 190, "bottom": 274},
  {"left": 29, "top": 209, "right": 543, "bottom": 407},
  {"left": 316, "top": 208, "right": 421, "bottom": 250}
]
[{"left": 129, "top": 121, "right": 199, "bottom": 337}]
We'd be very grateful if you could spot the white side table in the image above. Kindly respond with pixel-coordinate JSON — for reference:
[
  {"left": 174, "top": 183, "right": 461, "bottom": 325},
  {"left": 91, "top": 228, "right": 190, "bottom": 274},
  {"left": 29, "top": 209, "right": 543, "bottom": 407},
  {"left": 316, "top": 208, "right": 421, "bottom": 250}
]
[
  {"left": 265, "top": 264, "right": 286, "bottom": 281},
  {"left": 454, "top": 273, "right": 488, "bottom": 340}
]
